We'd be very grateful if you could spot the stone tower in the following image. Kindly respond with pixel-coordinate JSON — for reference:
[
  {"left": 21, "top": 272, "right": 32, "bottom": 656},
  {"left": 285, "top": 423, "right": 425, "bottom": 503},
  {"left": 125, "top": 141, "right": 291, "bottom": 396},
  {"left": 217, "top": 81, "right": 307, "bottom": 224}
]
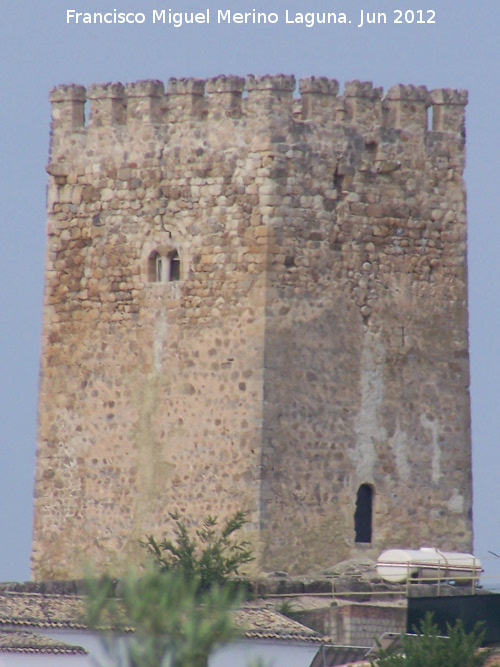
[{"left": 32, "top": 75, "right": 472, "bottom": 579}]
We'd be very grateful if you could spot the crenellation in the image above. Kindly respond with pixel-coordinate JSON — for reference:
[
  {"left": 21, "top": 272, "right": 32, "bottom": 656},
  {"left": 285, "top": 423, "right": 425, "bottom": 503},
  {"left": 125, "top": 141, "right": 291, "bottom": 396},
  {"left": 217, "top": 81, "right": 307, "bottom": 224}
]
[
  {"left": 430, "top": 88, "right": 468, "bottom": 134},
  {"left": 344, "top": 80, "right": 383, "bottom": 127},
  {"left": 246, "top": 74, "right": 296, "bottom": 118},
  {"left": 206, "top": 75, "right": 245, "bottom": 119},
  {"left": 46, "top": 78, "right": 469, "bottom": 152},
  {"left": 167, "top": 77, "right": 206, "bottom": 119},
  {"left": 87, "top": 83, "right": 126, "bottom": 127},
  {"left": 299, "top": 76, "right": 339, "bottom": 121},
  {"left": 384, "top": 84, "right": 430, "bottom": 130},
  {"left": 125, "top": 79, "right": 164, "bottom": 123},
  {"left": 430, "top": 87, "right": 468, "bottom": 106},
  {"left": 246, "top": 73, "right": 296, "bottom": 92},
  {"left": 49, "top": 84, "right": 86, "bottom": 130}
]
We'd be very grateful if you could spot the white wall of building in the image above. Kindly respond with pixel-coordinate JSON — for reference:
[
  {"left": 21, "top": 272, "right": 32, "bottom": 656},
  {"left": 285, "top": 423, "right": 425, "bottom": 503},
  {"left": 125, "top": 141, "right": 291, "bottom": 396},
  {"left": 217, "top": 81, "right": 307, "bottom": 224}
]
[{"left": 39, "top": 629, "right": 320, "bottom": 667}]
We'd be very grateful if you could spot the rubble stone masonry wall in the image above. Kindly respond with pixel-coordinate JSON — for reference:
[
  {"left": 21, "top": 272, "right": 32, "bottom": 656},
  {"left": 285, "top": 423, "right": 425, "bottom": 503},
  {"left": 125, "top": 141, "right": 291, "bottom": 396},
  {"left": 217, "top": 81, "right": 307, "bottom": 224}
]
[{"left": 32, "top": 75, "right": 472, "bottom": 579}]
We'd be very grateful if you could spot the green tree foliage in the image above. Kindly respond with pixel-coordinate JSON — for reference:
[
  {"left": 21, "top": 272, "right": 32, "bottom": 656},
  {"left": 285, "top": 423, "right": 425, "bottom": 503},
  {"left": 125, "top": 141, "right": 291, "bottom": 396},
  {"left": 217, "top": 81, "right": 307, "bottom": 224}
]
[
  {"left": 371, "top": 612, "right": 490, "bottom": 667},
  {"left": 142, "top": 511, "right": 254, "bottom": 595},
  {"left": 85, "top": 567, "right": 242, "bottom": 667}
]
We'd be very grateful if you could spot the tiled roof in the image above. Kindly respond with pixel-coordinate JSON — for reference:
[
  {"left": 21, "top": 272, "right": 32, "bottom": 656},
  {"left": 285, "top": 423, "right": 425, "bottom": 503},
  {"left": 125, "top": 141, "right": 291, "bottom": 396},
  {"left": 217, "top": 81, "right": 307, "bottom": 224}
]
[
  {"left": 0, "top": 629, "right": 87, "bottom": 655},
  {"left": 0, "top": 592, "right": 324, "bottom": 643},
  {"left": 235, "top": 606, "right": 325, "bottom": 642},
  {"left": 0, "top": 592, "right": 88, "bottom": 631}
]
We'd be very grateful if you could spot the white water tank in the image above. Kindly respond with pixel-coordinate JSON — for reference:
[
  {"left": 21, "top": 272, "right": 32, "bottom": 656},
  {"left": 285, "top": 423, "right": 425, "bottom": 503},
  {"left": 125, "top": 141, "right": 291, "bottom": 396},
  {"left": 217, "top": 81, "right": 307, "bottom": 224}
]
[{"left": 376, "top": 547, "right": 482, "bottom": 584}]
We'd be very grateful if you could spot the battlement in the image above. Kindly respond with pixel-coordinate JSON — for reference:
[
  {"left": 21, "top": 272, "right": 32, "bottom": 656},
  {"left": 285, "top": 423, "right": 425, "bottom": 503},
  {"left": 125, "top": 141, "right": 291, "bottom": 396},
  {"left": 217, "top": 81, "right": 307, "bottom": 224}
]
[{"left": 49, "top": 75, "right": 468, "bottom": 134}]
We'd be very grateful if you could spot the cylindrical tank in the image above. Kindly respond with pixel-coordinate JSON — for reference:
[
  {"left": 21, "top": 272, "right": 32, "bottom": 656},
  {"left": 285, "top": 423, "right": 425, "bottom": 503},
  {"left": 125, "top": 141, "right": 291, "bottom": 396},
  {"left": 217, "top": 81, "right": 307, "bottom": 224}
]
[{"left": 376, "top": 547, "right": 482, "bottom": 584}]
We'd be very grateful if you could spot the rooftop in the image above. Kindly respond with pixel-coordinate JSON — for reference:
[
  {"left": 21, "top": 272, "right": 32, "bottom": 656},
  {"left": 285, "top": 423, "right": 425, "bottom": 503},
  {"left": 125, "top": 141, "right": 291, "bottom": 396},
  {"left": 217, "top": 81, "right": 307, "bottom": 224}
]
[
  {"left": 0, "top": 589, "right": 324, "bottom": 644},
  {"left": 0, "top": 629, "right": 87, "bottom": 655}
]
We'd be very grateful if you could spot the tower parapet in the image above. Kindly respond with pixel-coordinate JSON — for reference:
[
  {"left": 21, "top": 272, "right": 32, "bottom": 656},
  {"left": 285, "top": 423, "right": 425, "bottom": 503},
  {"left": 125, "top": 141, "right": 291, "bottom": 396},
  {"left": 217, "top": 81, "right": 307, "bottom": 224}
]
[{"left": 48, "top": 77, "right": 467, "bottom": 138}]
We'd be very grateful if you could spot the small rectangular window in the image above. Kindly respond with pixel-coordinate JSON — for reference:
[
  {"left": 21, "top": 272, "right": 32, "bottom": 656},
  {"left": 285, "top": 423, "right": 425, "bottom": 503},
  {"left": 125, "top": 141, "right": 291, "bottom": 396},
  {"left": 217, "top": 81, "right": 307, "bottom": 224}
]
[{"left": 169, "top": 251, "right": 180, "bottom": 281}]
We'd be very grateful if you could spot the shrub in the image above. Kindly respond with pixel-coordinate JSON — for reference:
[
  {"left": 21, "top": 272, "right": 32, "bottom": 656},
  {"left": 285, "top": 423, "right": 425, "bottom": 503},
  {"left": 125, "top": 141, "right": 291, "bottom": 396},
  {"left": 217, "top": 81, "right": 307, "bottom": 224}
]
[
  {"left": 371, "top": 612, "right": 489, "bottom": 667},
  {"left": 142, "top": 511, "right": 254, "bottom": 595}
]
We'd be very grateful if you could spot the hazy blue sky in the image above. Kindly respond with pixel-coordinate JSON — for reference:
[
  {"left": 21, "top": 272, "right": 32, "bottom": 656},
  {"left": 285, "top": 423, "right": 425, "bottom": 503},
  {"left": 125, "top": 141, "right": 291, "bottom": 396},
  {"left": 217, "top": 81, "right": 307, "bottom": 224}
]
[{"left": 1, "top": 0, "right": 499, "bottom": 585}]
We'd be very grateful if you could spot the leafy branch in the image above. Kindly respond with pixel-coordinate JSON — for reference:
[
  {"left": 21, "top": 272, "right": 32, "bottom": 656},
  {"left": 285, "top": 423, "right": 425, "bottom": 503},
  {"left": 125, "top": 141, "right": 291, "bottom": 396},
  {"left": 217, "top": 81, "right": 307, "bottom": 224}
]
[{"left": 142, "top": 511, "right": 254, "bottom": 595}]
